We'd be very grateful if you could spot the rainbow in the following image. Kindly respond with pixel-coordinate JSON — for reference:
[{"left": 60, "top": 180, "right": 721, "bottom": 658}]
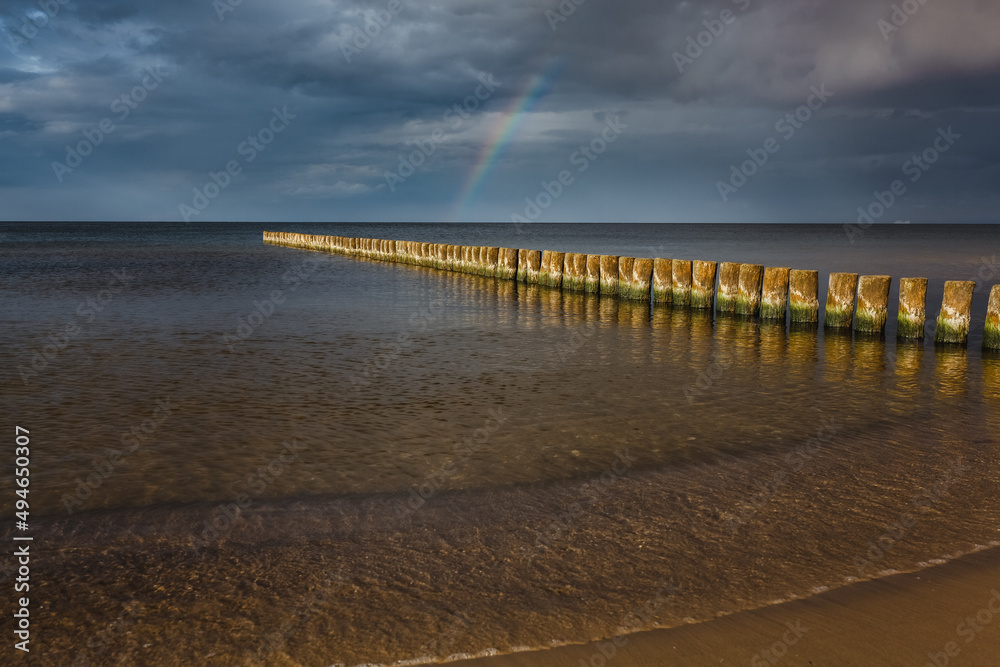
[{"left": 452, "top": 59, "right": 564, "bottom": 221}]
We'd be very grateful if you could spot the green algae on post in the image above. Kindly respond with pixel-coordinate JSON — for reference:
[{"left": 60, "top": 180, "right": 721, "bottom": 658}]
[
  {"left": 484, "top": 247, "right": 500, "bottom": 277},
  {"left": 617, "top": 257, "right": 636, "bottom": 299},
  {"left": 760, "top": 267, "right": 790, "bottom": 321},
  {"left": 585, "top": 255, "right": 601, "bottom": 294},
  {"left": 621, "top": 258, "right": 653, "bottom": 301},
  {"left": 934, "top": 280, "right": 976, "bottom": 344},
  {"left": 735, "top": 264, "right": 764, "bottom": 316},
  {"left": 825, "top": 272, "right": 859, "bottom": 329},
  {"left": 497, "top": 248, "right": 518, "bottom": 280},
  {"left": 691, "top": 260, "right": 718, "bottom": 309},
  {"left": 716, "top": 262, "right": 740, "bottom": 313},
  {"left": 652, "top": 258, "right": 673, "bottom": 304},
  {"left": 855, "top": 275, "right": 892, "bottom": 334},
  {"left": 524, "top": 250, "right": 542, "bottom": 284},
  {"left": 789, "top": 269, "right": 819, "bottom": 323},
  {"left": 516, "top": 249, "right": 531, "bottom": 282},
  {"left": 599, "top": 255, "right": 620, "bottom": 296},
  {"left": 539, "top": 250, "right": 565, "bottom": 288},
  {"left": 672, "top": 259, "right": 692, "bottom": 308},
  {"left": 985, "top": 284, "right": 1000, "bottom": 350},
  {"left": 562, "top": 253, "right": 588, "bottom": 292}
]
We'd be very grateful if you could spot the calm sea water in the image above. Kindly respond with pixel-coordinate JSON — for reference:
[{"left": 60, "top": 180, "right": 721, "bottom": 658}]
[{"left": 1, "top": 222, "right": 999, "bottom": 666}]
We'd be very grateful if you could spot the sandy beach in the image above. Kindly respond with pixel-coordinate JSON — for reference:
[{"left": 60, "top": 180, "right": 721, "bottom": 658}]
[{"left": 454, "top": 546, "right": 1000, "bottom": 667}]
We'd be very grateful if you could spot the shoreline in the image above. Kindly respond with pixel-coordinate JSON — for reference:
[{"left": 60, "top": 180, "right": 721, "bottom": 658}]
[{"left": 451, "top": 545, "right": 1000, "bottom": 667}]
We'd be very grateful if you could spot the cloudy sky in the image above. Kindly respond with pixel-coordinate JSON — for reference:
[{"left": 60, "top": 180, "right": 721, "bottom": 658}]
[{"left": 2, "top": 0, "right": 999, "bottom": 222}]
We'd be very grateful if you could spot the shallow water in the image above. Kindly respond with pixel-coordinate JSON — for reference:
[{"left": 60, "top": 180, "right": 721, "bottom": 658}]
[{"left": 1, "top": 222, "right": 999, "bottom": 665}]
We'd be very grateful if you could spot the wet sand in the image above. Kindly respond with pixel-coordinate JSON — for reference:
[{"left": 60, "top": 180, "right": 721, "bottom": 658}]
[{"left": 454, "top": 545, "right": 1000, "bottom": 667}]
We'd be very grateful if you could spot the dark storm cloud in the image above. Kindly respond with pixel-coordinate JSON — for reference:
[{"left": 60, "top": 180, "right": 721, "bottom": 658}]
[{"left": 0, "top": 0, "right": 998, "bottom": 222}]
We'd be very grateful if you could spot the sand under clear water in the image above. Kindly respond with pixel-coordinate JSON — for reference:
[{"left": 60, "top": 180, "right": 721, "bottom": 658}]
[{"left": 2, "top": 222, "right": 998, "bottom": 665}]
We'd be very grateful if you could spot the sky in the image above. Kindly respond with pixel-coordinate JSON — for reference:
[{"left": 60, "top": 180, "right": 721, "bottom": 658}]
[{"left": 1, "top": 0, "right": 999, "bottom": 223}]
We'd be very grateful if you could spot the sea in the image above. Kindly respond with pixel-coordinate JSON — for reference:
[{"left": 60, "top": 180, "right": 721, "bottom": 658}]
[{"left": 1, "top": 222, "right": 999, "bottom": 665}]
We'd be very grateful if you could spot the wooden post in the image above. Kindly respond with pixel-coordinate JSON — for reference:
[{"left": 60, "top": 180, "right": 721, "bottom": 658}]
[
  {"left": 622, "top": 258, "right": 653, "bottom": 301},
  {"left": 672, "top": 259, "right": 692, "bottom": 308},
  {"left": 563, "top": 253, "right": 588, "bottom": 292},
  {"left": 524, "top": 250, "right": 542, "bottom": 284},
  {"left": 716, "top": 262, "right": 740, "bottom": 313},
  {"left": 600, "top": 255, "right": 620, "bottom": 296},
  {"left": 855, "top": 275, "right": 892, "bottom": 334},
  {"left": 540, "top": 251, "right": 565, "bottom": 288},
  {"left": 497, "top": 248, "right": 518, "bottom": 280},
  {"left": 517, "top": 249, "right": 531, "bottom": 282},
  {"left": 897, "top": 277, "right": 928, "bottom": 339},
  {"left": 825, "top": 273, "right": 858, "bottom": 329},
  {"left": 735, "top": 264, "right": 764, "bottom": 317},
  {"left": 653, "top": 258, "right": 672, "bottom": 305},
  {"left": 485, "top": 246, "right": 500, "bottom": 277},
  {"left": 691, "top": 261, "right": 717, "bottom": 309},
  {"left": 985, "top": 284, "right": 1000, "bottom": 351},
  {"left": 935, "top": 281, "right": 976, "bottom": 344},
  {"left": 789, "top": 269, "right": 819, "bottom": 324},
  {"left": 760, "top": 267, "right": 790, "bottom": 321},
  {"left": 585, "top": 255, "right": 601, "bottom": 294}
]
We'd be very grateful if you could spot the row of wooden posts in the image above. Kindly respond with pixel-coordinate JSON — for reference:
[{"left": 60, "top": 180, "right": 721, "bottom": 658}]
[{"left": 263, "top": 231, "right": 1000, "bottom": 349}]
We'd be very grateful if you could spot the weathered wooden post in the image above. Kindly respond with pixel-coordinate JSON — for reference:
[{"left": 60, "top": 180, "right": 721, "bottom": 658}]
[
  {"left": 935, "top": 281, "right": 976, "bottom": 344},
  {"left": 985, "top": 285, "right": 1000, "bottom": 351},
  {"left": 600, "top": 255, "right": 620, "bottom": 296},
  {"left": 825, "top": 273, "right": 858, "bottom": 329},
  {"left": 541, "top": 251, "right": 565, "bottom": 288},
  {"left": 855, "top": 275, "right": 892, "bottom": 335},
  {"left": 562, "top": 253, "right": 588, "bottom": 292},
  {"left": 716, "top": 262, "right": 740, "bottom": 313},
  {"left": 735, "top": 264, "right": 764, "bottom": 317},
  {"left": 672, "top": 259, "right": 692, "bottom": 308},
  {"left": 691, "top": 260, "right": 717, "bottom": 309},
  {"left": 760, "top": 267, "right": 790, "bottom": 321},
  {"left": 788, "top": 269, "right": 819, "bottom": 324},
  {"left": 896, "top": 277, "right": 927, "bottom": 339},
  {"left": 585, "top": 255, "right": 601, "bottom": 294},
  {"left": 524, "top": 250, "right": 542, "bottom": 284},
  {"left": 485, "top": 247, "right": 500, "bottom": 277},
  {"left": 618, "top": 257, "right": 635, "bottom": 299},
  {"left": 497, "top": 248, "right": 518, "bottom": 280},
  {"left": 652, "top": 258, "right": 672, "bottom": 305},
  {"left": 622, "top": 258, "right": 653, "bottom": 301}
]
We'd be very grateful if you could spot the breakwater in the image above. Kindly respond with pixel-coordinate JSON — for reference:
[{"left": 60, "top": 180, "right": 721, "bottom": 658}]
[{"left": 263, "top": 231, "right": 999, "bottom": 350}]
